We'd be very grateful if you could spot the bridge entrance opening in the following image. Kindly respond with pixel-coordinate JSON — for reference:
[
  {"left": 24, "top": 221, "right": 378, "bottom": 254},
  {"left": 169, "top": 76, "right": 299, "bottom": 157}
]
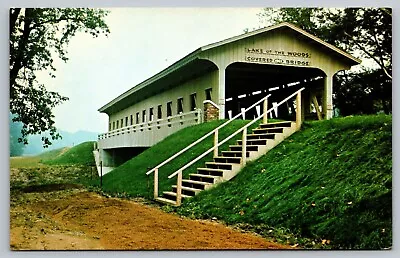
[{"left": 224, "top": 62, "right": 326, "bottom": 121}]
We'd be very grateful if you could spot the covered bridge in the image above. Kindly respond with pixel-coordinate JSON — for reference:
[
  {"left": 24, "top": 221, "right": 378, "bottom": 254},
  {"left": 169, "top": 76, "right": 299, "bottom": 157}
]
[{"left": 95, "top": 22, "right": 360, "bottom": 171}]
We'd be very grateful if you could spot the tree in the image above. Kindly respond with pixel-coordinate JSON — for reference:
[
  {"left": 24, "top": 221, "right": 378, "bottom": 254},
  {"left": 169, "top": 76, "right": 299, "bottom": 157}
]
[
  {"left": 9, "top": 8, "right": 110, "bottom": 147},
  {"left": 257, "top": 8, "right": 392, "bottom": 115},
  {"left": 334, "top": 69, "right": 391, "bottom": 116},
  {"left": 258, "top": 8, "right": 391, "bottom": 77},
  {"left": 327, "top": 8, "right": 392, "bottom": 79}
]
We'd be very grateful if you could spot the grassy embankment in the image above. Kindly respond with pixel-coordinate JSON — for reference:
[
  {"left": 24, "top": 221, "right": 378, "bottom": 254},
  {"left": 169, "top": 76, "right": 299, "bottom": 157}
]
[
  {"left": 41, "top": 141, "right": 96, "bottom": 166},
  {"left": 175, "top": 115, "right": 392, "bottom": 249}
]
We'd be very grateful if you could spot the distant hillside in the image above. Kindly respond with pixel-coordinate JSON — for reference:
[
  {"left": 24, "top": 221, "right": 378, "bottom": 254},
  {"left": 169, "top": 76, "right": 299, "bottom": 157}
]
[
  {"left": 23, "top": 130, "right": 99, "bottom": 156},
  {"left": 41, "top": 141, "right": 96, "bottom": 166}
]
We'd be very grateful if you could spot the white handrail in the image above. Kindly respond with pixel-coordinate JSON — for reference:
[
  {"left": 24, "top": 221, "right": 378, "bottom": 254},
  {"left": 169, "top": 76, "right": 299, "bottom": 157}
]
[
  {"left": 146, "top": 94, "right": 271, "bottom": 175},
  {"left": 167, "top": 87, "right": 305, "bottom": 179},
  {"left": 99, "top": 110, "right": 200, "bottom": 139}
]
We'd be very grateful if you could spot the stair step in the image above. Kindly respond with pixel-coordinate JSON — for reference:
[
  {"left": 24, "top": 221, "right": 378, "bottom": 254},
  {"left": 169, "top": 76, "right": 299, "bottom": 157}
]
[
  {"left": 172, "top": 185, "right": 202, "bottom": 196},
  {"left": 197, "top": 168, "right": 225, "bottom": 176},
  {"left": 253, "top": 127, "right": 285, "bottom": 134},
  {"left": 229, "top": 145, "right": 259, "bottom": 152},
  {"left": 214, "top": 156, "right": 242, "bottom": 164},
  {"left": 247, "top": 133, "right": 276, "bottom": 140},
  {"left": 221, "top": 151, "right": 250, "bottom": 158},
  {"left": 189, "top": 173, "right": 221, "bottom": 183},
  {"left": 162, "top": 191, "right": 191, "bottom": 200},
  {"left": 155, "top": 197, "right": 177, "bottom": 206},
  {"left": 182, "top": 179, "right": 211, "bottom": 190},
  {"left": 205, "top": 162, "right": 233, "bottom": 170},
  {"left": 259, "top": 121, "right": 292, "bottom": 128},
  {"left": 237, "top": 139, "right": 268, "bottom": 146}
]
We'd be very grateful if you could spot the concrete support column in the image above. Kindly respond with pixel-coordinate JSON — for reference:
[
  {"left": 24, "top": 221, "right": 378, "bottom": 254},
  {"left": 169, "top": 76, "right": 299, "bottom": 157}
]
[
  {"left": 218, "top": 67, "right": 226, "bottom": 119},
  {"left": 323, "top": 74, "right": 334, "bottom": 120}
]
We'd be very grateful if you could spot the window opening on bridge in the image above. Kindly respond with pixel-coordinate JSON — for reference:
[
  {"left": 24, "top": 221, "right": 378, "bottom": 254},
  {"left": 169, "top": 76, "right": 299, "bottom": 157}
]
[
  {"left": 120, "top": 118, "right": 123, "bottom": 128},
  {"left": 125, "top": 116, "right": 128, "bottom": 127},
  {"left": 177, "top": 98, "right": 184, "bottom": 114},
  {"left": 205, "top": 88, "right": 212, "bottom": 101},
  {"left": 167, "top": 101, "right": 172, "bottom": 117},
  {"left": 130, "top": 114, "right": 133, "bottom": 125},
  {"left": 157, "top": 105, "right": 162, "bottom": 119},
  {"left": 109, "top": 123, "right": 111, "bottom": 131},
  {"left": 190, "top": 93, "right": 197, "bottom": 111},
  {"left": 116, "top": 120, "right": 119, "bottom": 129},
  {"left": 142, "top": 110, "right": 146, "bottom": 123},
  {"left": 136, "top": 112, "right": 139, "bottom": 124},
  {"left": 112, "top": 121, "right": 115, "bottom": 130},
  {"left": 149, "top": 107, "right": 154, "bottom": 121}
]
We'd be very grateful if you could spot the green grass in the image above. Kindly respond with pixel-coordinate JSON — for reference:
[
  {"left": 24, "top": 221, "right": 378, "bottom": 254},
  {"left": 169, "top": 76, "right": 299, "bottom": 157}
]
[
  {"left": 10, "top": 144, "right": 97, "bottom": 193},
  {"left": 10, "top": 148, "right": 66, "bottom": 168},
  {"left": 176, "top": 115, "right": 392, "bottom": 249},
  {"left": 10, "top": 156, "right": 43, "bottom": 168},
  {"left": 42, "top": 141, "right": 95, "bottom": 166},
  {"left": 37, "top": 147, "right": 68, "bottom": 160},
  {"left": 99, "top": 119, "right": 263, "bottom": 198}
]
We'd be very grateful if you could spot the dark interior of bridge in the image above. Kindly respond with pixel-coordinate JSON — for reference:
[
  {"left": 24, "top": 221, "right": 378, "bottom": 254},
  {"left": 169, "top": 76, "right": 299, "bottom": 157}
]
[{"left": 225, "top": 62, "right": 326, "bottom": 120}]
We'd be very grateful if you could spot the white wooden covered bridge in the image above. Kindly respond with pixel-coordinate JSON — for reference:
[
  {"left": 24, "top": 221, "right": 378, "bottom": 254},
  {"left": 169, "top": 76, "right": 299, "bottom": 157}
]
[{"left": 95, "top": 22, "right": 360, "bottom": 176}]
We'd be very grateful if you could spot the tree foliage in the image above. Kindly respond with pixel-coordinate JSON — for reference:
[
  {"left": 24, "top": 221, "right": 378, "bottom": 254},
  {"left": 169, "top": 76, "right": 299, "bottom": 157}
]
[
  {"left": 257, "top": 8, "right": 392, "bottom": 115},
  {"left": 9, "top": 8, "right": 110, "bottom": 147},
  {"left": 335, "top": 69, "right": 392, "bottom": 116}
]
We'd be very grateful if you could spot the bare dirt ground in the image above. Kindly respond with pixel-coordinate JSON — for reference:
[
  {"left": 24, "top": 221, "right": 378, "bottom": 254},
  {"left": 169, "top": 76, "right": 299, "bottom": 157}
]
[{"left": 10, "top": 163, "right": 292, "bottom": 250}]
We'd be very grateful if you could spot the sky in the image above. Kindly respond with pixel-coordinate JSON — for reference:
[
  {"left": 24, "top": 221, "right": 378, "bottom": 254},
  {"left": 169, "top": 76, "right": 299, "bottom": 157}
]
[{"left": 38, "top": 8, "right": 263, "bottom": 134}]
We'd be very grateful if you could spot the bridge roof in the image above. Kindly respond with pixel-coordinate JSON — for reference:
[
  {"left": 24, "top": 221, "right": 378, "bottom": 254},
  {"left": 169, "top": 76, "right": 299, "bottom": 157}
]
[{"left": 99, "top": 22, "right": 361, "bottom": 115}]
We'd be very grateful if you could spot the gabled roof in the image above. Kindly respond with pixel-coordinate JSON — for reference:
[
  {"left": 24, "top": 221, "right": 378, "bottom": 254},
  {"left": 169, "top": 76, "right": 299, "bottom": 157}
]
[
  {"left": 201, "top": 22, "right": 361, "bottom": 63},
  {"left": 99, "top": 22, "right": 361, "bottom": 114}
]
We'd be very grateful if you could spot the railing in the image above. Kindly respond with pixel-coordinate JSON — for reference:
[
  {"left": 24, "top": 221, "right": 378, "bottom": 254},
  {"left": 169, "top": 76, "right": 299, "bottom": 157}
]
[
  {"left": 168, "top": 87, "right": 304, "bottom": 205},
  {"left": 98, "top": 110, "right": 202, "bottom": 140},
  {"left": 97, "top": 110, "right": 202, "bottom": 149},
  {"left": 146, "top": 93, "right": 272, "bottom": 200}
]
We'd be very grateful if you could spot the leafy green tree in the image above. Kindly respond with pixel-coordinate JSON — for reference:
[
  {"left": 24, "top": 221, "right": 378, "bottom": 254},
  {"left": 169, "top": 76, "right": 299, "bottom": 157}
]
[
  {"left": 9, "top": 8, "right": 110, "bottom": 147},
  {"left": 257, "top": 8, "right": 392, "bottom": 115},
  {"left": 334, "top": 69, "right": 391, "bottom": 116},
  {"left": 9, "top": 113, "right": 25, "bottom": 156}
]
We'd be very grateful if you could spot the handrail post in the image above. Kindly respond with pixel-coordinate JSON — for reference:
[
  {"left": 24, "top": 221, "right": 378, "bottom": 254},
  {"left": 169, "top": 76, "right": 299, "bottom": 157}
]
[
  {"left": 296, "top": 91, "right": 302, "bottom": 130},
  {"left": 213, "top": 129, "right": 219, "bottom": 157},
  {"left": 196, "top": 108, "right": 201, "bottom": 124},
  {"left": 154, "top": 168, "right": 158, "bottom": 199},
  {"left": 263, "top": 97, "right": 268, "bottom": 124},
  {"left": 176, "top": 170, "right": 183, "bottom": 206},
  {"left": 242, "top": 127, "right": 247, "bottom": 165}
]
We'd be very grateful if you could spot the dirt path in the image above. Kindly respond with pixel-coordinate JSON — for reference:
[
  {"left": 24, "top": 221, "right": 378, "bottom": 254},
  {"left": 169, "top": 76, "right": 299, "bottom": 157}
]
[{"left": 10, "top": 189, "right": 291, "bottom": 250}]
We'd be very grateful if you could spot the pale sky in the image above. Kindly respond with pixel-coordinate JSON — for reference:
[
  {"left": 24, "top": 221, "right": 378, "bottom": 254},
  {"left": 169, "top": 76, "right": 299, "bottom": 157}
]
[{"left": 39, "top": 8, "right": 263, "bottom": 133}]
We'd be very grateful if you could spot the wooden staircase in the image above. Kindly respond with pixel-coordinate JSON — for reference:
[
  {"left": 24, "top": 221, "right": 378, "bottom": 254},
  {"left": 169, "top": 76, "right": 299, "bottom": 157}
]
[
  {"left": 156, "top": 121, "right": 297, "bottom": 205},
  {"left": 147, "top": 88, "right": 305, "bottom": 206}
]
